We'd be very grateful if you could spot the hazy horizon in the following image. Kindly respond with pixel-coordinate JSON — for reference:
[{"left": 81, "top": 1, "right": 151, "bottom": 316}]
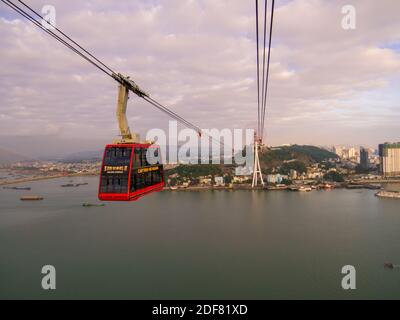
[{"left": 0, "top": 137, "right": 384, "bottom": 160}]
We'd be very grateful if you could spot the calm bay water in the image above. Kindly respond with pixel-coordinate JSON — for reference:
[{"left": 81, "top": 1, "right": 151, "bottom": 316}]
[{"left": 0, "top": 177, "right": 399, "bottom": 299}]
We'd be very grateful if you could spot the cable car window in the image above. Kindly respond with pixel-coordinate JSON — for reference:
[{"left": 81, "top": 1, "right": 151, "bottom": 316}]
[
  {"left": 100, "top": 146, "right": 132, "bottom": 194},
  {"left": 131, "top": 173, "right": 137, "bottom": 191},
  {"left": 144, "top": 172, "right": 151, "bottom": 186},
  {"left": 140, "top": 148, "right": 147, "bottom": 167},
  {"left": 103, "top": 147, "right": 131, "bottom": 166},
  {"left": 154, "top": 170, "right": 161, "bottom": 183},
  {"left": 133, "top": 148, "right": 141, "bottom": 168},
  {"left": 136, "top": 173, "right": 144, "bottom": 190}
]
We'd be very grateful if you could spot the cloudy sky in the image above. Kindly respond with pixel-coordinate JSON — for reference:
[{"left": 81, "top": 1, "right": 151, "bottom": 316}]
[{"left": 0, "top": 0, "right": 399, "bottom": 157}]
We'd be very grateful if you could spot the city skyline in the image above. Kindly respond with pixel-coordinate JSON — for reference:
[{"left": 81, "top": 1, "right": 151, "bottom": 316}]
[{"left": 1, "top": 0, "right": 400, "bottom": 156}]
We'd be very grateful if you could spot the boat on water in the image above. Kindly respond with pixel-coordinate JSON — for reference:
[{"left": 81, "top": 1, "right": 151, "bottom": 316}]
[
  {"left": 366, "top": 184, "right": 381, "bottom": 190},
  {"left": 61, "top": 183, "right": 75, "bottom": 187},
  {"left": 288, "top": 185, "right": 312, "bottom": 192},
  {"left": 3, "top": 186, "right": 31, "bottom": 190},
  {"left": 347, "top": 183, "right": 381, "bottom": 190},
  {"left": 61, "top": 183, "right": 89, "bottom": 188},
  {"left": 20, "top": 195, "right": 43, "bottom": 201},
  {"left": 384, "top": 262, "right": 400, "bottom": 269},
  {"left": 82, "top": 203, "right": 105, "bottom": 207},
  {"left": 375, "top": 191, "right": 400, "bottom": 199},
  {"left": 267, "top": 184, "right": 288, "bottom": 190},
  {"left": 298, "top": 186, "right": 312, "bottom": 192}
]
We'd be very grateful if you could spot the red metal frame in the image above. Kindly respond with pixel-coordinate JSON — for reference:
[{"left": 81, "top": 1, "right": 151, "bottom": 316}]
[{"left": 98, "top": 143, "right": 164, "bottom": 201}]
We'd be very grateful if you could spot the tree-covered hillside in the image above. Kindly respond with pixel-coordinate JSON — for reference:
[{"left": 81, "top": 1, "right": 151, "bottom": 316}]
[
  {"left": 288, "top": 145, "right": 338, "bottom": 163},
  {"left": 259, "top": 145, "right": 338, "bottom": 173},
  {"left": 167, "top": 164, "right": 223, "bottom": 178}
]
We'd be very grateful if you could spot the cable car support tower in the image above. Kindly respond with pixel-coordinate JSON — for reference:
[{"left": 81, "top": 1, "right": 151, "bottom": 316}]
[
  {"left": 112, "top": 73, "right": 149, "bottom": 144},
  {"left": 252, "top": 134, "right": 264, "bottom": 187},
  {"left": 252, "top": 0, "right": 275, "bottom": 188}
]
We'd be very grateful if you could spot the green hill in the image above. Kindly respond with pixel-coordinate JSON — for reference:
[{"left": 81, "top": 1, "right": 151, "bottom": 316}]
[
  {"left": 259, "top": 145, "right": 338, "bottom": 173},
  {"left": 288, "top": 145, "right": 339, "bottom": 162},
  {"left": 167, "top": 164, "right": 223, "bottom": 178}
]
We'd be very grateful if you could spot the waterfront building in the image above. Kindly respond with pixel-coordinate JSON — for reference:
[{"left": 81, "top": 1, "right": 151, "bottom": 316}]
[
  {"left": 307, "top": 172, "right": 322, "bottom": 179},
  {"left": 233, "top": 176, "right": 249, "bottom": 183},
  {"left": 360, "top": 147, "right": 369, "bottom": 170},
  {"left": 369, "top": 154, "right": 380, "bottom": 168},
  {"left": 348, "top": 147, "right": 357, "bottom": 159},
  {"left": 214, "top": 176, "right": 224, "bottom": 186},
  {"left": 235, "top": 166, "right": 252, "bottom": 176},
  {"left": 267, "top": 174, "right": 283, "bottom": 184},
  {"left": 199, "top": 177, "right": 212, "bottom": 185},
  {"left": 333, "top": 146, "right": 358, "bottom": 160},
  {"left": 289, "top": 169, "right": 298, "bottom": 180},
  {"left": 379, "top": 143, "right": 400, "bottom": 177},
  {"left": 333, "top": 146, "right": 344, "bottom": 158}
]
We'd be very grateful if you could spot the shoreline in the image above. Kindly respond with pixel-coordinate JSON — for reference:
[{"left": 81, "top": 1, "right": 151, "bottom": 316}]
[
  {"left": 0, "top": 173, "right": 97, "bottom": 186},
  {"left": 375, "top": 191, "right": 400, "bottom": 199},
  {"left": 1, "top": 174, "right": 399, "bottom": 194},
  {"left": 162, "top": 184, "right": 379, "bottom": 192}
]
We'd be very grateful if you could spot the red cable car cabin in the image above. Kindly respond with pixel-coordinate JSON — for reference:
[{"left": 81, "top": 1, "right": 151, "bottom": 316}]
[{"left": 98, "top": 143, "right": 164, "bottom": 201}]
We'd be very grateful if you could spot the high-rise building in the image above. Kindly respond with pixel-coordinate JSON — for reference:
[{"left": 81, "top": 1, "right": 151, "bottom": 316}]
[
  {"left": 348, "top": 147, "right": 355, "bottom": 158},
  {"left": 360, "top": 147, "right": 369, "bottom": 170},
  {"left": 334, "top": 146, "right": 344, "bottom": 158},
  {"left": 334, "top": 146, "right": 363, "bottom": 162},
  {"left": 379, "top": 143, "right": 400, "bottom": 177}
]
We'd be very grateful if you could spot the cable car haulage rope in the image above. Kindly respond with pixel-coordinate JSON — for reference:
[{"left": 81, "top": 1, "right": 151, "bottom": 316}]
[{"left": 2, "top": 0, "right": 207, "bottom": 201}]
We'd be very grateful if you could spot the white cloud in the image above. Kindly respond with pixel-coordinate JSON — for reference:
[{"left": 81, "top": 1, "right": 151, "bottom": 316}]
[{"left": 0, "top": 0, "right": 399, "bottom": 155}]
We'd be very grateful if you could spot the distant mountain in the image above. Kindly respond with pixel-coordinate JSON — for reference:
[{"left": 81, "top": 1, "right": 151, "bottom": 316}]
[
  {"left": 61, "top": 150, "right": 102, "bottom": 162},
  {"left": 0, "top": 147, "right": 33, "bottom": 165}
]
